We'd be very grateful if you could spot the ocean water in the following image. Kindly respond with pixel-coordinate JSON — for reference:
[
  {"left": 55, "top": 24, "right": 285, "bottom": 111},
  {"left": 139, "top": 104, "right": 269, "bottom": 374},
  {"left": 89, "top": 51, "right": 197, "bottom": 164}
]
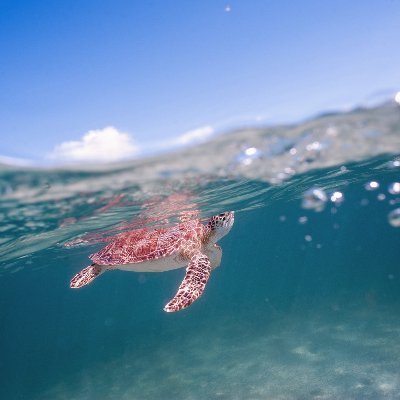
[{"left": 1, "top": 101, "right": 400, "bottom": 400}]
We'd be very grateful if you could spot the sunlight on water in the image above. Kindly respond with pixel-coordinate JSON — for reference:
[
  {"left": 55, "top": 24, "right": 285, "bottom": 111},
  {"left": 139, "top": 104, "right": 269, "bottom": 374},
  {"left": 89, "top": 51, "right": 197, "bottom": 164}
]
[{"left": 1, "top": 101, "right": 400, "bottom": 399}]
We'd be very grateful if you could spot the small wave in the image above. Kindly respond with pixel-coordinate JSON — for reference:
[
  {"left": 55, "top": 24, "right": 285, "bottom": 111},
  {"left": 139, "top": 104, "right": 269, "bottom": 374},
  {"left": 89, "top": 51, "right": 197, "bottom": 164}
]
[{"left": 0, "top": 101, "right": 399, "bottom": 268}]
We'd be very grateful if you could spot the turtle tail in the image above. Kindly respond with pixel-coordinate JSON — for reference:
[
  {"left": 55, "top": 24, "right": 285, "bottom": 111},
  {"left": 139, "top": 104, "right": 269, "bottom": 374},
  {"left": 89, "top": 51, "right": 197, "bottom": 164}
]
[{"left": 70, "top": 264, "right": 104, "bottom": 288}]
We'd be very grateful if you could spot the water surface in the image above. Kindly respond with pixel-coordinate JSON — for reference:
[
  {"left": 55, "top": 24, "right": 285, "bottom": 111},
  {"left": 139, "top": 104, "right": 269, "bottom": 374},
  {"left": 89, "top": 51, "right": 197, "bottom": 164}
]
[{"left": 1, "top": 102, "right": 400, "bottom": 399}]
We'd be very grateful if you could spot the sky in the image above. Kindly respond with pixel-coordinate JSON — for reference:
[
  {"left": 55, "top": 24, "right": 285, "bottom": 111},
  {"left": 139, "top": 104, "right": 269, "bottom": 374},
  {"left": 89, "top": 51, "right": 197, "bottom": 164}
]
[{"left": 1, "top": 0, "right": 400, "bottom": 165}]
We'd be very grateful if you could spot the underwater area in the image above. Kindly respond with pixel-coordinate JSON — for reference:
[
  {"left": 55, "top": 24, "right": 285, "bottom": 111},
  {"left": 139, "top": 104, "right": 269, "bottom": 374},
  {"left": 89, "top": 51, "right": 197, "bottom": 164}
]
[{"left": 1, "top": 101, "right": 400, "bottom": 399}]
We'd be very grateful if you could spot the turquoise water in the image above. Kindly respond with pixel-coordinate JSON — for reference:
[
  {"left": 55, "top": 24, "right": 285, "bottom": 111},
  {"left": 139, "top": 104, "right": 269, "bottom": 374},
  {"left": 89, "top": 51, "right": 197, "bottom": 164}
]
[{"left": 1, "top": 103, "right": 400, "bottom": 399}]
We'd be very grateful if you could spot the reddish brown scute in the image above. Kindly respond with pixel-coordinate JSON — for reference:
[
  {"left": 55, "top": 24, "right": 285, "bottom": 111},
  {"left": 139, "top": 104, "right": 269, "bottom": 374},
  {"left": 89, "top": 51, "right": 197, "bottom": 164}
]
[{"left": 89, "top": 224, "right": 192, "bottom": 265}]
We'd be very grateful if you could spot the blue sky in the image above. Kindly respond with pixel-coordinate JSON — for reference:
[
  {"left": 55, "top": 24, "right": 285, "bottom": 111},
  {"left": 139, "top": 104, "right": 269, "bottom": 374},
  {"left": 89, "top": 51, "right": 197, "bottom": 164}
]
[{"left": 1, "top": 0, "right": 400, "bottom": 164}]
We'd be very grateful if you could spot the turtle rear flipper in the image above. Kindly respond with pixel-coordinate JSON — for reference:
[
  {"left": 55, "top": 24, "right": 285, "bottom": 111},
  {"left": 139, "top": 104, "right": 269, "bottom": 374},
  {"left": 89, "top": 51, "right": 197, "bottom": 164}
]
[
  {"left": 70, "top": 264, "right": 104, "bottom": 288},
  {"left": 164, "top": 252, "right": 211, "bottom": 312}
]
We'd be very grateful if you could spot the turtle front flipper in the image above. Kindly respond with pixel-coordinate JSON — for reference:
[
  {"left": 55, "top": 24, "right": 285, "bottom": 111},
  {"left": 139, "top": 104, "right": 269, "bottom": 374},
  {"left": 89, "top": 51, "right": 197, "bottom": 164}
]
[
  {"left": 70, "top": 264, "right": 104, "bottom": 288},
  {"left": 164, "top": 252, "right": 211, "bottom": 312}
]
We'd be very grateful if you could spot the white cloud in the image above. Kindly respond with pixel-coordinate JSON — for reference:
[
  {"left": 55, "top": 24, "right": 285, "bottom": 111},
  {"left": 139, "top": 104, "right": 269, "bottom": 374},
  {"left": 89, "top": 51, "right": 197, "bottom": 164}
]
[
  {"left": 48, "top": 126, "right": 139, "bottom": 163},
  {"left": 141, "top": 125, "right": 215, "bottom": 154},
  {"left": 172, "top": 126, "right": 214, "bottom": 146}
]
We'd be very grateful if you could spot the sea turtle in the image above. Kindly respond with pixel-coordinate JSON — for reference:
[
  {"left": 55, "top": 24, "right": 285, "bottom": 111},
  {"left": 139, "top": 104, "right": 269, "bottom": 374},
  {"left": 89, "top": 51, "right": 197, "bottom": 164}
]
[{"left": 70, "top": 211, "right": 234, "bottom": 312}]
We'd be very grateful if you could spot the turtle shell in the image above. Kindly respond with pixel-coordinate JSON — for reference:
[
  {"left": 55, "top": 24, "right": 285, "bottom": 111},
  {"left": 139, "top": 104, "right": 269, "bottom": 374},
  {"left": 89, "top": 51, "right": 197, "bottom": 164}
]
[{"left": 90, "top": 223, "right": 196, "bottom": 265}]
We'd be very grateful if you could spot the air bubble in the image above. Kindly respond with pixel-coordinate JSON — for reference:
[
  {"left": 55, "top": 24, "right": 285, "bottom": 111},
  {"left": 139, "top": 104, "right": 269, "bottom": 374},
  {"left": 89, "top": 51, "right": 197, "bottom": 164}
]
[
  {"left": 244, "top": 147, "right": 258, "bottom": 156},
  {"left": 388, "top": 182, "right": 400, "bottom": 195},
  {"left": 330, "top": 191, "right": 344, "bottom": 205},
  {"left": 298, "top": 216, "right": 308, "bottom": 224},
  {"left": 388, "top": 208, "right": 400, "bottom": 227},
  {"left": 306, "top": 141, "right": 322, "bottom": 152},
  {"left": 284, "top": 167, "right": 296, "bottom": 175},
  {"left": 387, "top": 159, "right": 400, "bottom": 169},
  {"left": 301, "top": 187, "right": 328, "bottom": 212},
  {"left": 364, "top": 181, "right": 379, "bottom": 191},
  {"left": 305, "top": 235, "right": 312, "bottom": 242},
  {"left": 326, "top": 127, "right": 338, "bottom": 136},
  {"left": 235, "top": 146, "right": 262, "bottom": 166},
  {"left": 276, "top": 172, "right": 287, "bottom": 180}
]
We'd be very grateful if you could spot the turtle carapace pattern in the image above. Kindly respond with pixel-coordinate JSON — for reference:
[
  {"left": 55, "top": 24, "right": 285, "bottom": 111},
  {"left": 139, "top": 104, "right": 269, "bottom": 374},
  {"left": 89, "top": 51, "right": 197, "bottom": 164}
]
[{"left": 70, "top": 211, "right": 234, "bottom": 312}]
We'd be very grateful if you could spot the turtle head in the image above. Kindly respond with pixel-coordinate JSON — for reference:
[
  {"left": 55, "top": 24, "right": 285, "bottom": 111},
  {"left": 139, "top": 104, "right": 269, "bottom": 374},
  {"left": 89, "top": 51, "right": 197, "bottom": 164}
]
[{"left": 207, "top": 211, "right": 234, "bottom": 242}]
